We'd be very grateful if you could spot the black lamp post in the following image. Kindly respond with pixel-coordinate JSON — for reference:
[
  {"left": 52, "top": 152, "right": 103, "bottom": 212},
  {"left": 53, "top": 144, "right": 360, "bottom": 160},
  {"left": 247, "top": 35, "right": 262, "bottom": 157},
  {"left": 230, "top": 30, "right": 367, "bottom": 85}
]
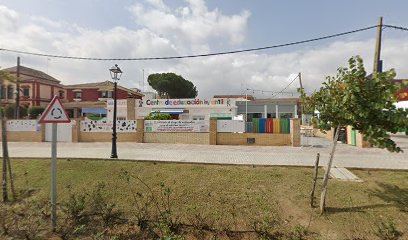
[{"left": 109, "top": 64, "right": 122, "bottom": 159}]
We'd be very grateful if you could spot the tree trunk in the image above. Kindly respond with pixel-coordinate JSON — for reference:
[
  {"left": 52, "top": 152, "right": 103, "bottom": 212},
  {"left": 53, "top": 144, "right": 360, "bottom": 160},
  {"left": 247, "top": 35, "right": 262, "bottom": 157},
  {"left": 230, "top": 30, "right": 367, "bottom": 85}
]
[
  {"left": 320, "top": 126, "right": 341, "bottom": 214},
  {"left": 310, "top": 153, "right": 320, "bottom": 208},
  {"left": 6, "top": 156, "right": 15, "bottom": 200},
  {"left": 1, "top": 117, "right": 16, "bottom": 201},
  {"left": 1, "top": 114, "right": 8, "bottom": 202}
]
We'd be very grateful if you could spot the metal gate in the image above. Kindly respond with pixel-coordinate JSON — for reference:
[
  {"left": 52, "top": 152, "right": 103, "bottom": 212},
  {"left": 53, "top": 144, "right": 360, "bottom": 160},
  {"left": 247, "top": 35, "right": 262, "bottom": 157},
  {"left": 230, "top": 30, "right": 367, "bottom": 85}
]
[{"left": 45, "top": 121, "right": 73, "bottom": 142}]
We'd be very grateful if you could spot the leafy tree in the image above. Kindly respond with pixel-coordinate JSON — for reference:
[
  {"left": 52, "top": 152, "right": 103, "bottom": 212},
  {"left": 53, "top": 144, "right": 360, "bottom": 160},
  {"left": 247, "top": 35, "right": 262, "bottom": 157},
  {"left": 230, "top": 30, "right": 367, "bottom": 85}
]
[
  {"left": 299, "top": 89, "right": 315, "bottom": 115},
  {"left": 28, "top": 106, "right": 45, "bottom": 119},
  {"left": 147, "top": 73, "right": 198, "bottom": 98},
  {"left": 144, "top": 112, "right": 172, "bottom": 120},
  {"left": 306, "top": 56, "right": 408, "bottom": 213}
]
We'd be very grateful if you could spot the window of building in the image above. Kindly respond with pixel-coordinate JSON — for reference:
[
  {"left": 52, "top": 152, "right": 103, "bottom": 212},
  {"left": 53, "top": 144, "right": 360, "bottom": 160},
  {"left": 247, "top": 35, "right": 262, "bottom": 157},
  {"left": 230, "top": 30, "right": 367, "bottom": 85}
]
[
  {"left": 100, "top": 91, "right": 112, "bottom": 98},
  {"left": 7, "top": 86, "right": 14, "bottom": 99},
  {"left": 267, "top": 113, "right": 276, "bottom": 118},
  {"left": 0, "top": 86, "right": 6, "bottom": 99},
  {"left": 74, "top": 91, "right": 82, "bottom": 99},
  {"left": 59, "top": 90, "right": 65, "bottom": 99},
  {"left": 22, "top": 88, "right": 30, "bottom": 97},
  {"left": 279, "top": 113, "right": 293, "bottom": 119},
  {"left": 192, "top": 116, "right": 205, "bottom": 120}
]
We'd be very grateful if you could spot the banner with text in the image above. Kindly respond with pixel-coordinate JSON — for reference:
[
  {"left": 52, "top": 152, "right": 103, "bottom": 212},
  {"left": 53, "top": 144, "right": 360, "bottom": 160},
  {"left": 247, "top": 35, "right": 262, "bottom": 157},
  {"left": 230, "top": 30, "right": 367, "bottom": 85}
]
[{"left": 144, "top": 120, "right": 209, "bottom": 132}]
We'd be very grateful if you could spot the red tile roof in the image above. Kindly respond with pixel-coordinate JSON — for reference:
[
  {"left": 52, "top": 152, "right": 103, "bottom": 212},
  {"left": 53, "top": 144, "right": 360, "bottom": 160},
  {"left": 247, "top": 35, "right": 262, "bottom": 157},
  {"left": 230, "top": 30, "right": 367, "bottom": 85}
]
[{"left": 4, "top": 65, "right": 60, "bottom": 83}]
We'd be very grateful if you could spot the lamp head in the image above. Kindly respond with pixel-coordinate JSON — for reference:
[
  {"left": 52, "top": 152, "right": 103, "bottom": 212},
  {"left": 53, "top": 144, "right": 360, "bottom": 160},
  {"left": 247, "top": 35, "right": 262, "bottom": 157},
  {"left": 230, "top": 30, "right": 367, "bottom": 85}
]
[{"left": 109, "top": 64, "right": 122, "bottom": 81}]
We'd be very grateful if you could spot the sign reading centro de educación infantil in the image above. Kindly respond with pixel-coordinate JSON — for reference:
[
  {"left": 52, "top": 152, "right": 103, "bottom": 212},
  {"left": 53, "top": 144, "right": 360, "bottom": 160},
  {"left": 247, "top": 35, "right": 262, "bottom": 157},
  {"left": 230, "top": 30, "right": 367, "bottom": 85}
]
[
  {"left": 143, "top": 98, "right": 233, "bottom": 107},
  {"left": 137, "top": 98, "right": 237, "bottom": 120}
]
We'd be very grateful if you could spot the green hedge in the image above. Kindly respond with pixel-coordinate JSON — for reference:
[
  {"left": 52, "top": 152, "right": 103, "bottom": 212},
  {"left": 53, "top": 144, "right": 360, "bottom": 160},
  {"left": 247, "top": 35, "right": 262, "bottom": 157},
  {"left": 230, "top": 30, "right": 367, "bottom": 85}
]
[
  {"left": 4, "top": 104, "right": 28, "bottom": 119},
  {"left": 28, "top": 106, "right": 45, "bottom": 119}
]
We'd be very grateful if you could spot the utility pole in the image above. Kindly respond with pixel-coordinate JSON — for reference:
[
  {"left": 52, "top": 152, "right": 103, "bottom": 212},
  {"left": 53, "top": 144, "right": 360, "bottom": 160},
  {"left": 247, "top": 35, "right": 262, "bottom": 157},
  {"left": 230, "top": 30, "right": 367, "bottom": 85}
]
[
  {"left": 298, "top": 72, "right": 304, "bottom": 121},
  {"left": 15, "top": 57, "right": 21, "bottom": 119},
  {"left": 245, "top": 88, "right": 248, "bottom": 122},
  {"left": 373, "top": 17, "right": 383, "bottom": 73},
  {"left": 142, "top": 69, "right": 145, "bottom": 92}
]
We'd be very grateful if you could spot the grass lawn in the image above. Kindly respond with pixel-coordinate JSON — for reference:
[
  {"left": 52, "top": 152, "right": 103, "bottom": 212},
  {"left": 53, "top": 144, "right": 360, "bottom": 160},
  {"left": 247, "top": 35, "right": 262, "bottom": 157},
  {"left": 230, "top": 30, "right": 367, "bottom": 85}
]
[{"left": 3, "top": 158, "right": 408, "bottom": 239}]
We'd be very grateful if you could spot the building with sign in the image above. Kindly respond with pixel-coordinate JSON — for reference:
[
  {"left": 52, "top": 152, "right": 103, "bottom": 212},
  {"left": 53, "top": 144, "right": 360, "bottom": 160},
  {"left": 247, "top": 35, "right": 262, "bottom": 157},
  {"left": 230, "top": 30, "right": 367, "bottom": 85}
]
[
  {"left": 2, "top": 65, "right": 144, "bottom": 119},
  {"left": 2, "top": 66, "right": 66, "bottom": 108},
  {"left": 64, "top": 81, "right": 143, "bottom": 118},
  {"left": 135, "top": 98, "right": 238, "bottom": 120}
]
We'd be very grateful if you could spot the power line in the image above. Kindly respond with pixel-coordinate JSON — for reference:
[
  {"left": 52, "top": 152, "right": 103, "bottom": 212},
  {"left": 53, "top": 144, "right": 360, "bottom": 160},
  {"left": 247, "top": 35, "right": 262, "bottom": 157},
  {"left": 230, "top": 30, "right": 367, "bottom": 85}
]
[
  {"left": 246, "top": 88, "right": 296, "bottom": 94},
  {"left": 243, "top": 74, "right": 306, "bottom": 98},
  {"left": 383, "top": 24, "right": 408, "bottom": 32},
  {"left": 245, "top": 88, "right": 298, "bottom": 97},
  {"left": 244, "top": 32, "right": 407, "bottom": 97},
  {"left": 0, "top": 25, "right": 382, "bottom": 61},
  {"left": 272, "top": 74, "right": 300, "bottom": 97}
]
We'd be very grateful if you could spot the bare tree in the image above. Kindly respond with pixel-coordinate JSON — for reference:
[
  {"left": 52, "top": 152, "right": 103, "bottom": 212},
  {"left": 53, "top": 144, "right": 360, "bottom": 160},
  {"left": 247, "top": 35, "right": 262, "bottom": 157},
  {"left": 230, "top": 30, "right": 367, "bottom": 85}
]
[{"left": 1, "top": 69, "right": 16, "bottom": 202}]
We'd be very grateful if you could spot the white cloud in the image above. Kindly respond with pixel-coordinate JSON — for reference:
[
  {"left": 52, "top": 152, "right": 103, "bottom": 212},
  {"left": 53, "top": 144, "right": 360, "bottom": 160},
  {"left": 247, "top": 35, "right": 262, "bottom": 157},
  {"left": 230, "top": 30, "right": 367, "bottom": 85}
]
[
  {"left": 1, "top": 2, "right": 408, "bottom": 99},
  {"left": 30, "top": 16, "right": 64, "bottom": 29},
  {"left": 145, "top": 0, "right": 169, "bottom": 12},
  {"left": 128, "top": 0, "right": 250, "bottom": 53},
  {"left": 0, "top": 5, "right": 18, "bottom": 33}
]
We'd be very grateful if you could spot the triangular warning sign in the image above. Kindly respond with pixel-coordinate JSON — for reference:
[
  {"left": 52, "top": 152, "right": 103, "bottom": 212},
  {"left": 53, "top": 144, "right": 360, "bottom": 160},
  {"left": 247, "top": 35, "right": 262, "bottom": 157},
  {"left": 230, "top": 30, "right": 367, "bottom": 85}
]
[{"left": 39, "top": 95, "right": 71, "bottom": 123}]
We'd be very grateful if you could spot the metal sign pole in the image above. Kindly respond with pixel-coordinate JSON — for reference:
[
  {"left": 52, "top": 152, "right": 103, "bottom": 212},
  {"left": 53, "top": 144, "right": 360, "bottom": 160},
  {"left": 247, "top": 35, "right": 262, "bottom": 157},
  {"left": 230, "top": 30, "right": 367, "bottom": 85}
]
[
  {"left": 51, "top": 123, "right": 57, "bottom": 231},
  {"left": 38, "top": 95, "right": 70, "bottom": 232}
]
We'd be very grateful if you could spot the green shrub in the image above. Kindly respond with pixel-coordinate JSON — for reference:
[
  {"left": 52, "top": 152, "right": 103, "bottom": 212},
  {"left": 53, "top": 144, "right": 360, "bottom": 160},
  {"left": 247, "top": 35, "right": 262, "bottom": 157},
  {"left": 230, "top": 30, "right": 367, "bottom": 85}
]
[
  {"left": 4, "top": 104, "right": 28, "bottom": 119},
  {"left": 375, "top": 220, "right": 403, "bottom": 240},
  {"left": 144, "top": 112, "right": 172, "bottom": 120},
  {"left": 28, "top": 106, "right": 45, "bottom": 119},
  {"left": 85, "top": 113, "right": 104, "bottom": 121},
  {"left": 61, "top": 192, "right": 88, "bottom": 226},
  {"left": 89, "top": 182, "right": 123, "bottom": 227}
]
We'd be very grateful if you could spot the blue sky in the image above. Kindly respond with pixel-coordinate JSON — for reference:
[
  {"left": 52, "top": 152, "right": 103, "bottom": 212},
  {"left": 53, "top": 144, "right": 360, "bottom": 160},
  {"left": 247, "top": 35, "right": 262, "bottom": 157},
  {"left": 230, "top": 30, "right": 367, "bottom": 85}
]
[
  {"left": 3, "top": 0, "right": 406, "bottom": 43},
  {"left": 0, "top": 0, "right": 408, "bottom": 97}
]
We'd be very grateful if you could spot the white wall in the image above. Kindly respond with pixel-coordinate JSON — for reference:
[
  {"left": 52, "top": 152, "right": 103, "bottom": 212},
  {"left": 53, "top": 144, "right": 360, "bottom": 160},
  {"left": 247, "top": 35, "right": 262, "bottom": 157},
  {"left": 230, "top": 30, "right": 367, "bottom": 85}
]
[
  {"left": 217, "top": 120, "right": 245, "bottom": 132},
  {"left": 106, "top": 99, "right": 128, "bottom": 120}
]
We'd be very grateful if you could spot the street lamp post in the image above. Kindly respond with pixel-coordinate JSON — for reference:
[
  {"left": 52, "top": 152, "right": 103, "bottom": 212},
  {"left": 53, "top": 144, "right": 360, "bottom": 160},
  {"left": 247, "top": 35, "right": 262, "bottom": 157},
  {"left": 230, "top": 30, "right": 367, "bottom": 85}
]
[{"left": 109, "top": 64, "right": 122, "bottom": 159}]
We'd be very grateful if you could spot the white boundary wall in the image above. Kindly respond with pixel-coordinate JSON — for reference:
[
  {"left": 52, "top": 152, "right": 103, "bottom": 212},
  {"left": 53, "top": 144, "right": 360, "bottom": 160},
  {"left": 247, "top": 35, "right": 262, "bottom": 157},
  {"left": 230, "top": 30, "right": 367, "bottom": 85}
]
[
  {"left": 6, "top": 120, "right": 39, "bottom": 132},
  {"left": 217, "top": 120, "right": 245, "bottom": 133},
  {"left": 80, "top": 120, "right": 137, "bottom": 132}
]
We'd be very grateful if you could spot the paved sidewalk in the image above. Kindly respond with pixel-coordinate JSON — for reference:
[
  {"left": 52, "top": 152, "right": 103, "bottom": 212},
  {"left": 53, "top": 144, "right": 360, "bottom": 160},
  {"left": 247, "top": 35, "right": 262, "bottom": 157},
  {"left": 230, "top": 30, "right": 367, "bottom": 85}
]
[
  {"left": 329, "top": 167, "right": 363, "bottom": 182},
  {"left": 2, "top": 135, "right": 408, "bottom": 170}
]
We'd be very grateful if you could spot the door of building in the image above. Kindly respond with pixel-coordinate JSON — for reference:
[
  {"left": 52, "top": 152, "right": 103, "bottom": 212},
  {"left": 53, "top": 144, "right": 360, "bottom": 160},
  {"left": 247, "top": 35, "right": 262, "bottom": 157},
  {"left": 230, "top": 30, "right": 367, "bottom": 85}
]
[
  {"left": 338, "top": 127, "right": 347, "bottom": 144},
  {"left": 45, "top": 121, "right": 73, "bottom": 142},
  {"left": 351, "top": 128, "right": 357, "bottom": 146}
]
